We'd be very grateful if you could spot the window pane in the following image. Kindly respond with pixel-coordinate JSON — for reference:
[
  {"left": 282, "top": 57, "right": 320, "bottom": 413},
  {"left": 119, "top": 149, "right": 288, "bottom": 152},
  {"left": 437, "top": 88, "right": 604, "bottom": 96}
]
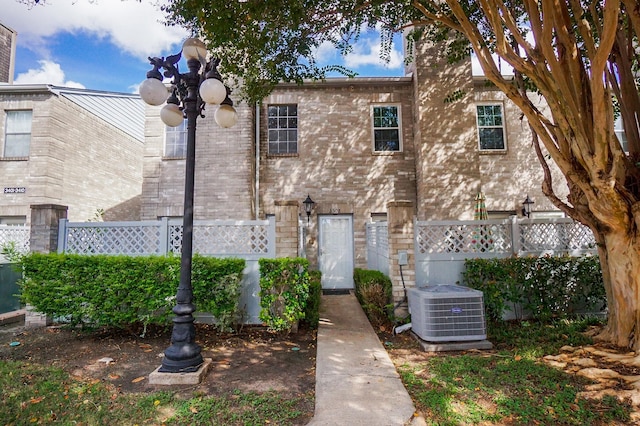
[
  {"left": 267, "top": 104, "right": 298, "bottom": 154},
  {"left": 372, "top": 105, "right": 400, "bottom": 152},
  {"left": 374, "top": 129, "right": 400, "bottom": 151},
  {"left": 7, "top": 111, "right": 32, "bottom": 132},
  {"left": 4, "top": 111, "right": 32, "bottom": 157},
  {"left": 4, "top": 135, "right": 30, "bottom": 157},
  {"left": 164, "top": 120, "right": 187, "bottom": 157},
  {"left": 476, "top": 105, "right": 505, "bottom": 150},
  {"left": 479, "top": 128, "right": 505, "bottom": 150}
]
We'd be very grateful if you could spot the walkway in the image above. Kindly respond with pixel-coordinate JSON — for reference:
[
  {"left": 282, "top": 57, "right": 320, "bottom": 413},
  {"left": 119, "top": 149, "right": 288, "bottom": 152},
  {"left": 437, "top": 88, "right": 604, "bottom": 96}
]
[{"left": 308, "top": 293, "right": 424, "bottom": 425}]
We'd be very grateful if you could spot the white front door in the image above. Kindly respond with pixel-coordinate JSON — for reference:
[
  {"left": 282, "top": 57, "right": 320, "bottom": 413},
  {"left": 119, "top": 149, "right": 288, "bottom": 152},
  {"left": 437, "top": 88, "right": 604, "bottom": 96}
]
[{"left": 318, "top": 215, "right": 354, "bottom": 289}]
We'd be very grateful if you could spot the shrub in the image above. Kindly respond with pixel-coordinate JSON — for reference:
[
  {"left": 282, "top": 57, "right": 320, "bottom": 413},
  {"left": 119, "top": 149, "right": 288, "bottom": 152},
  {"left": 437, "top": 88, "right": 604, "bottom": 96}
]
[
  {"left": 353, "top": 268, "right": 393, "bottom": 326},
  {"left": 303, "top": 270, "right": 322, "bottom": 329},
  {"left": 19, "top": 253, "right": 245, "bottom": 332},
  {"left": 463, "top": 255, "right": 605, "bottom": 322},
  {"left": 258, "top": 258, "right": 310, "bottom": 333}
]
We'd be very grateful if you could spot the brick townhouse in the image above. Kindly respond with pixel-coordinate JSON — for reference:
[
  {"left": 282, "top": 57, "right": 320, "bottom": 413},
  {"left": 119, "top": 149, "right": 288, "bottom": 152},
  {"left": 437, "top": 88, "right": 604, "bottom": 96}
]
[
  {"left": 0, "top": 84, "right": 145, "bottom": 224},
  {"left": 141, "top": 40, "right": 570, "bottom": 289}
]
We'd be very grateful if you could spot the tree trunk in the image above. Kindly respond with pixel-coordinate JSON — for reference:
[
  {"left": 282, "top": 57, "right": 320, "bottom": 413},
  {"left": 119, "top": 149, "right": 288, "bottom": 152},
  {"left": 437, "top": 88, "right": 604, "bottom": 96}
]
[{"left": 596, "top": 227, "right": 640, "bottom": 350}]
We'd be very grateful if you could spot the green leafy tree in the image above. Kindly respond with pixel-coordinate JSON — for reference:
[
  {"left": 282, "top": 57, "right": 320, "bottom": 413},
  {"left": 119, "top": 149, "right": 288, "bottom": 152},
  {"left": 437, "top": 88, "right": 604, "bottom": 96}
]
[
  {"left": 160, "top": 0, "right": 640, "bottom": 349},
  {"left": 22, "top": 0, "right": 640, "bottom": 348}
]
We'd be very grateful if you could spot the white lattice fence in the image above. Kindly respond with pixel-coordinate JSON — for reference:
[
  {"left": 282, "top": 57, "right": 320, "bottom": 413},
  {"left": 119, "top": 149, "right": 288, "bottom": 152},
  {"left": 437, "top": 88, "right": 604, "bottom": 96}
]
[
  {"left": 0, "top": 225, "right": 30, "bottom": 255},
  {"left": 517, "top": 220, "right": 596, "bottom": 254},
  {"left": 366, "top": 222, "right": 389, "bottom": 275},
  {"left": 415, "top": 220, "right": 512, "bottom": 255},
  {"left": 60, "top": 221, "right": 165, "bottom": 255},
  {"left": 59, "top": 218, "right": 275, "bottom": 258},
  {"left": 169, "top": 220, "right": 273, "bottom": 257},
  {"left": 413, "top": 218, "right": 597, "bottom": 286}
]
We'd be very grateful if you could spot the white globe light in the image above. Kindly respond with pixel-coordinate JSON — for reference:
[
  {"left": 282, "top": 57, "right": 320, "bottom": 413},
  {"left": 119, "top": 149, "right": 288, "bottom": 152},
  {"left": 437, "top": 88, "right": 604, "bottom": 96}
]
[
  {"left": 199, "top": 78, "right": 227, "bottom": 105},
  {"left": 139, "top": 78, "right": 168, "bottom": 106},
  {"left": 215, "top": 104, "right": 238, "bottom": 128},
  {"left": 182, "top": 38, "right": 207, "bottom": 61},
  {"left": 160, "top": 103, "right": 184, "bottom": 127}
]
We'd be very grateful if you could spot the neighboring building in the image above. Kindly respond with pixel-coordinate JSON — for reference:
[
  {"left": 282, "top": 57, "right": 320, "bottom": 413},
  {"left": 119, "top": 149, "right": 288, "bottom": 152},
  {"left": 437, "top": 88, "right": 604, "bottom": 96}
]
[
  {"left": 141, "top": 40, "right": 569, "bottom": 289},
  {"left": 0, "top": 85, "right": 145, "bottom": 224},
  {"left": 0, "top": 23, "right": 16, "bottom": 84}
]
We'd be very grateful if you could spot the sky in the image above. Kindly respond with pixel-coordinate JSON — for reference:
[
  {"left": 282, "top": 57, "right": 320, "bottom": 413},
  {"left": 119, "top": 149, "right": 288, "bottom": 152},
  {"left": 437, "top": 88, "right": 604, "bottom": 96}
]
[{"left": 3, "top": 0, "right": 405, "bottom": 95}]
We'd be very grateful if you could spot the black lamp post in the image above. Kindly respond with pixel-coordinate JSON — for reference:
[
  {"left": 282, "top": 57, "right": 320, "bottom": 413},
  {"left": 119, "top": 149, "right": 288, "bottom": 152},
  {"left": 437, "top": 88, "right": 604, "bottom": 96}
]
[
  {"left": 140, "top": 38, "right": 237, "bottom": 373},
  {"left": 521, "top": 195, "right": 534, "bottom": 218},
  {"left": 303, "top": 194, "right": 315, "bottom": 225}
]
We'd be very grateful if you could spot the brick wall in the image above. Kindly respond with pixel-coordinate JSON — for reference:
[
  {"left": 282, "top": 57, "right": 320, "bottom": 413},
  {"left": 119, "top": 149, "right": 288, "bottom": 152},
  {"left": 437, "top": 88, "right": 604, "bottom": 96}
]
[
  {"left": 0, "top": 90, "right": 144, "bottom": 222},
  {"left": 141, "top": 103, "right": 255, "bottom": 220},
  {"left": 0, "top": 24, "right": 16, "bottom": 84},
  {"left": 410, "top": 39, "right": 568, "bottom": 219},
  {"left": 260, "top": 79, "right": 416, "bottom": 269}
]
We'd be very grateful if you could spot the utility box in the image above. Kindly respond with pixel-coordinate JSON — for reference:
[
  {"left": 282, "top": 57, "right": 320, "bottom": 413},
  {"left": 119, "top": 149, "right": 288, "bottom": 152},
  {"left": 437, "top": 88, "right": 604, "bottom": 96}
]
[{"left": 408, "top": 285, "right": 486, "bottom": 342}]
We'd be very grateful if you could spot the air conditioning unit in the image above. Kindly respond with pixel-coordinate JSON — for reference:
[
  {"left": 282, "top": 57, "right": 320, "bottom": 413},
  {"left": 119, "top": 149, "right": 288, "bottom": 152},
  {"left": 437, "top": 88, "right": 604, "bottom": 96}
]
[{"left": 407, "top": 285, "right": 487, "bottom": 342}]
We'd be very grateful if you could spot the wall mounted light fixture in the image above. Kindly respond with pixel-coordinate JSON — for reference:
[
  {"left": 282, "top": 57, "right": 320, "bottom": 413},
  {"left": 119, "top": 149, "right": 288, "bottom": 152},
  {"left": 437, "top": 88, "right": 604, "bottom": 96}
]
[
  {"left": 521, "top": 195, "right": 534, "bottom": 218},
  {"left": 303, "top": 194, "right": 315, "bottom": 224}
]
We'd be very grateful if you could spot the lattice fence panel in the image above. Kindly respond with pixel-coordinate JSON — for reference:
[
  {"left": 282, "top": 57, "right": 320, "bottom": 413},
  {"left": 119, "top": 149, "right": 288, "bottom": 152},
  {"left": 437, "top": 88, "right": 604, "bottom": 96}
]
[
  {"left": 64, "top": 225, "right": 162, "bottom": 255},
  {"left": 0, "top": 225, "right": 30, "bottom": 254},
  {"left": 169, "top": 223, "right": 271, "bottom": 255},
  {"left": 519, "top": 222, "right": 596, "bottom": 253},
  {"left": 416, "top": 222, "right": 511, "bottom": 254}
]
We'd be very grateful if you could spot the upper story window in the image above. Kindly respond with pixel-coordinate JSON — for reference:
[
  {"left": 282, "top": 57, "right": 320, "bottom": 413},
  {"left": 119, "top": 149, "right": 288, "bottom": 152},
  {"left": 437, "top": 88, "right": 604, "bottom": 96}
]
[
  {"left": 4, "top": 110, "right": 32, "bottom": 158},
  {"left": 268, "top": 104, "right": 298, "bottom": 155},
  {"left": 615, "top": 116, "right": 628, "bottom": 152},
  {"left": 165, "top": 119, "right": 187, "bottom": 158},
  {"left": 372, "top": 105, "right": 401, "bottom": 152},
  {"left": 476, "top": 104, "right": 506, "bottom": 151}
]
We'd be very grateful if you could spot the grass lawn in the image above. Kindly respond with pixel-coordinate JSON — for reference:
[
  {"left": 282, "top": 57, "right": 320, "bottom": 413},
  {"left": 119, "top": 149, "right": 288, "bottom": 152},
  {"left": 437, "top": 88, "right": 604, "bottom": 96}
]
[
  {"left": 391, "top": 318, "right": 632, "bottom": 425},
  {"left": 0, "top": 360, "right": 310, "bottom": 425}
]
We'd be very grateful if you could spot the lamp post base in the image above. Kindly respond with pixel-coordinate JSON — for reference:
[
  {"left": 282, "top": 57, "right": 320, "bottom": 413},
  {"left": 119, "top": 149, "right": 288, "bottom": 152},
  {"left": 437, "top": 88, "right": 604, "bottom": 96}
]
[
  {"left": 150, "top": 358, "right": 212, "bottom": 385},
  {"left": 158, "top": 311, "right": 203, "bottom": 373}
]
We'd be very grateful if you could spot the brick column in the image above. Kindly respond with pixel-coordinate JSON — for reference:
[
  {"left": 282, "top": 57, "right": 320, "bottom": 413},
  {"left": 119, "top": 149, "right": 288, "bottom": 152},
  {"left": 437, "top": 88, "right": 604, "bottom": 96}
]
[
  {"left": 25, "top": 204, "right": 68, "bottom": 327},
  {"left": 274, "top": 200, "right": 299, "bottom": 258},
  {"left": 30, "top": 204, "right": 68, "bottom": 254},
  {"left": 387, "top": 201, "right": 415, "bottom": 314}
]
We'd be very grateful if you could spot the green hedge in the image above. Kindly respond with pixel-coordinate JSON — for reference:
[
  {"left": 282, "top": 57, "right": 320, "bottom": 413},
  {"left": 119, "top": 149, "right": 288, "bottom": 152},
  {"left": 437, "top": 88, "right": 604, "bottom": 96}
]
[
  {"left": 353, "top": 268, "right": 393, "bottom": 326},
  {"left": 303, "top": 270, "right": 322, "bottom": 329},
  {"left": 19, "top": 253, "right": 245, "bottom": 332},
  {"left": 258, "top": 258, "right": 310, "bottom": 333},
  {"left": 462, "top": 255, "right": 605, "bottom": 322}
]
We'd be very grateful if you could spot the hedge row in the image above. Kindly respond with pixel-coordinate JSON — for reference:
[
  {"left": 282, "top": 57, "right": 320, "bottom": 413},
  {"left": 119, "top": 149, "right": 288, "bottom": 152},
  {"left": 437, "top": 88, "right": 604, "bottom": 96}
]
[
  {"left": 462, "top": 255, "right": 605, "bottom": 322},
  {"left": 20, "top": 253, "right": 244, "bottom": 332},
  {"left": 19, "top": 253, "right": 322, "bottom": 334}
]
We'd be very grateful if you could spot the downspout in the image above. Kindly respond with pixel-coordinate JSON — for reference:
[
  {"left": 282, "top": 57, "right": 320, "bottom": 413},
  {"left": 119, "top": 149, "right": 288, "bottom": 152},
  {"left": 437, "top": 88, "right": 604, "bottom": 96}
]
[{"left": 255, "top": 102, "right": 260, "bottom": 220}]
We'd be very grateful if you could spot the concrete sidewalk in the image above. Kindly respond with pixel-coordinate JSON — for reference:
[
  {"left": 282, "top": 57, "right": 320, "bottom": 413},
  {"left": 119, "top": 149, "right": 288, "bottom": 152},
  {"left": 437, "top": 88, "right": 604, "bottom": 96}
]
[{"left": 308, "top": 293, "right": 423, "bottom": 426}]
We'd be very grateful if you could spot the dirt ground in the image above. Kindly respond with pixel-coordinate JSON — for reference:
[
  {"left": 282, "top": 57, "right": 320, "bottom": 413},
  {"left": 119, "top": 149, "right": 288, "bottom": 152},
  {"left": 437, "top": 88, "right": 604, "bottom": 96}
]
[
  {"left": 0, "top": 322, "right": 317, "bottom": 407},
  {"left": 4, "top": 319, "right": 640, "bottom": 424}
]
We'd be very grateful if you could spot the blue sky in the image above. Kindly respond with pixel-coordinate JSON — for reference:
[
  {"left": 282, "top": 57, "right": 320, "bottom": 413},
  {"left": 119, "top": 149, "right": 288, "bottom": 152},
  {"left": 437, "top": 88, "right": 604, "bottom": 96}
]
[{"left": 4, "top": 0, "right": 405, "bottom": 95}]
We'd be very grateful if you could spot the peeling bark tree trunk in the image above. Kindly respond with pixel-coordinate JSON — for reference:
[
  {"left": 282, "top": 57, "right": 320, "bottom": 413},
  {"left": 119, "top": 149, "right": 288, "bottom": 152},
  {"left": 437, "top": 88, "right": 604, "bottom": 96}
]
[{"left": 597, "top": 229, "right": 640, "bottom": 350}]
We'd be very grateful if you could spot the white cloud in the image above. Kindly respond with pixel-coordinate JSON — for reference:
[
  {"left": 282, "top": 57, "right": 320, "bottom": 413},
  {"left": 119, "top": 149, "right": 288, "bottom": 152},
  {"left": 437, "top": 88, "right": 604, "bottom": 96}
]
[
  {"left": 343, "top": 37, "right": 403, "bottom": 70},
  {"left": 4, "top": 0, "right": 188, "bottom": 60},
  {"left": 14, "top": 60, "right": 85, "bottom": 88}
]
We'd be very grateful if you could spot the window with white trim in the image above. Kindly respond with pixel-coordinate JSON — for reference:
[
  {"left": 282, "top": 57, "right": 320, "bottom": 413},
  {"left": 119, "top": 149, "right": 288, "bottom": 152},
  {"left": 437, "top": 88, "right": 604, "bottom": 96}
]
[
  {"left": 372, "top": 105, "right": 401, "bottom": 152},
  {"left": 4, "top": 110, "right": 32, "bottom": 158},
  {"left": 164, "top": 119, "right": 187, "bottom": 158},
  {"left": 268, "top": 104, "right": 298, "bottom": 155},
  {"left": 476, "top": 104, "right": 506, "bottom": 151},
  {"left": 615, "top": 116, "right": 628, "bottom": 152}
]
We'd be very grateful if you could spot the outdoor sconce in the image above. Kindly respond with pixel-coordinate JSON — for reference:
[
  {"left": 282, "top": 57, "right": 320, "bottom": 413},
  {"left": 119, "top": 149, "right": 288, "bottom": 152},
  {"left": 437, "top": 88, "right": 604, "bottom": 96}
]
[
  {"left": 303, "top": 194, "right": 315, "bottom": 224},
  {"left": 521, "top": 195, "right": 534, "bottom": 218}
]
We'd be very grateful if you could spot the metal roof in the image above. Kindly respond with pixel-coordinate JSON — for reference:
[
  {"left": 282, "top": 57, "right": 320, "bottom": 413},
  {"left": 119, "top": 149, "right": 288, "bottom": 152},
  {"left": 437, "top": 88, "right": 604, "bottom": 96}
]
[
  {"left": 51, "top": 87, "right": 145, "bottom": 142},
  {"left": 0, "top": 84, "right": 145, "bottom": 142}
]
